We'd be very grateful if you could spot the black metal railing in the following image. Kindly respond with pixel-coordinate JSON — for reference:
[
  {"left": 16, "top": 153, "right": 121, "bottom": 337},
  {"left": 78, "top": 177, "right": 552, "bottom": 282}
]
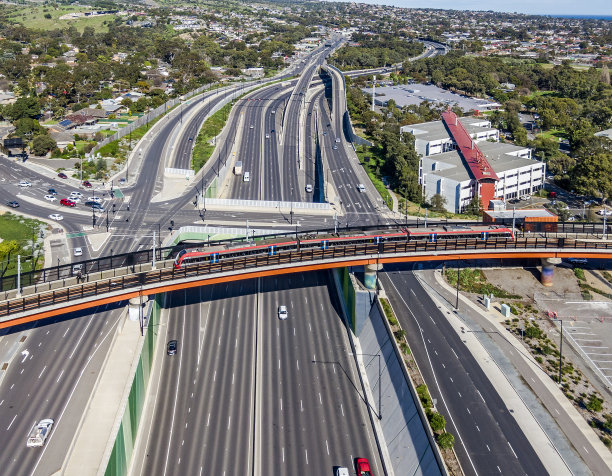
[{"left": 1, "top": 237, "right": 611, "bottom": 319}]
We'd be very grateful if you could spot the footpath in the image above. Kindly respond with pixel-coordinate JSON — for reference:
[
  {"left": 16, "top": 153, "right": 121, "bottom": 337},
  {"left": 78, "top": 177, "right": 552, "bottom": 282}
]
[{"left": 417, "top": 268, "right": 612, "bottom": 476}]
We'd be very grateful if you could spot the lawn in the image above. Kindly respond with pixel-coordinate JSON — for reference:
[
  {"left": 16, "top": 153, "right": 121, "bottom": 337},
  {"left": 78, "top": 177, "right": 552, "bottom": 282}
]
[
  {"left": 8, "top": 5, "right": 112, "bottom": 33},
  {"left": 0, "top": 212, "right": 47, "bottom": 278},
  {"left": 538, "top": 129, "right": 567, "bottom": 140}
]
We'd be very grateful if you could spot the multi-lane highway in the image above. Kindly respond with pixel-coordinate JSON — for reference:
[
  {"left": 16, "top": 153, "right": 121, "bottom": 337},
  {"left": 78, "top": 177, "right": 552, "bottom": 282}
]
[
  {"left": 137, "top": 272, "right": 383, "bottom": 475},
  {"left": 381, "top": 267, "right": 547, "bottom": 475}
]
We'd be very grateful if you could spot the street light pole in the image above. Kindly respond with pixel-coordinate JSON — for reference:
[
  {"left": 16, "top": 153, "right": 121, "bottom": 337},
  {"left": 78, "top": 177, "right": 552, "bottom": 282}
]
[{"left": 456, "top": 260, "right": 460, "bottom": 309}]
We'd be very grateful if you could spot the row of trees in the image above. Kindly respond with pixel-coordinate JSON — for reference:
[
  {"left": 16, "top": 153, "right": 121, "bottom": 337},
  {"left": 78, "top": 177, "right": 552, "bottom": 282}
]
[{"left": 330, "top": 33, "right": 424, "bottom": 70}]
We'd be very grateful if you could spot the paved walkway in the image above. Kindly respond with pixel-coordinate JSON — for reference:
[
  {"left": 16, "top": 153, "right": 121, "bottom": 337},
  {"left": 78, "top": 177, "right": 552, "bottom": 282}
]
[{"left": 418, "top": 268, "right": 612, "bottom": 476}]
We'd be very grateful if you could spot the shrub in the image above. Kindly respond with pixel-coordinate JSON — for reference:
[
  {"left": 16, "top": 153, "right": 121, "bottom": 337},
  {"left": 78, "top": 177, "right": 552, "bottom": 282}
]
[
  {"left": 416, "top": 384, "right": 432, "bottom": 409},
  {"left": 429, "top": 412, "right": 446, "bottom": 432},
  {"left": 574, "top": 268, "right": 585, "bottom": 281},
  {"left": 437, "top": 432, "right": 455, "bottom": 449},
  {"left": 586, "top": 394, "right": 603, "bottom": 413}
]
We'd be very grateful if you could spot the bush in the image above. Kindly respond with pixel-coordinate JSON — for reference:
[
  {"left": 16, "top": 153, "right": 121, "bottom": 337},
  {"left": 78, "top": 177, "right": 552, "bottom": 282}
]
[
  {"left": 429, "top": 412, "right": 446, "bottom": 432},
  {"left": 586, "top": 394, "right": 603, "bottom": 413},
  {"left": 437, "top": 432, "right": 455, "bottom": 449},
  {"left": 416, "top": 384, "right": 432, "bottom": 410},
  {"left": 574, "top": 268, "right": 585, "bottom": 281}
]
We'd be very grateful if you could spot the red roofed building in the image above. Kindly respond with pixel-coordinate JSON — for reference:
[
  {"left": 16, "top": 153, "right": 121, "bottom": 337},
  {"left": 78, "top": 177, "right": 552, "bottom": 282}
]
[{"left": 403, "top": 112, "right": 546, "bottom": 213}]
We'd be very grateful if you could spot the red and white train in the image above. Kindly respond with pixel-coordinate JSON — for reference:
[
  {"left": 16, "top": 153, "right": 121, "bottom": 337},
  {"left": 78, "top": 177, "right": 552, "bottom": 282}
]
[{"left": 173, "top": 225, "right": 514, "bottom": 269}]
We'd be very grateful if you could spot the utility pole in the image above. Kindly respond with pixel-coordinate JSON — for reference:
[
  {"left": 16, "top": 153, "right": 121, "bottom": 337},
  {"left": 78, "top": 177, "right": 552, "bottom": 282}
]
[
  {"left": 456, "top": 261, "right": 460, "bottom": 309},
  {"left": 17, "top": 255, "right": 21, "bottom": 296},
  {"left": 152, "top": 231, "right": 156, "bottom": 269},
  {"left": 371, "top": 75, "right": 376, "bottom": 111}
]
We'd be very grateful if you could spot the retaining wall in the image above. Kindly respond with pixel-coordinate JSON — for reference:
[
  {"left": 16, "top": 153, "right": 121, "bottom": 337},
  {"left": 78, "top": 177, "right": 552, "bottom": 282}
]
[{"left": 102, "top": 294, "right": 162, "bottom": 476}]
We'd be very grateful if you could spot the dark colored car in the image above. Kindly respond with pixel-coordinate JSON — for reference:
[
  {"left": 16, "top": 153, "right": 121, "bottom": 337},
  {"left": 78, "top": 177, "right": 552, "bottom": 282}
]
[
  {"left": 60, "top": 198, "right": 76, "bottom": 207},
  {"left": 84, "top": 201, "right": 104, "bottom": 210},
  {"left": 167, "top": 340, "right": 178, "bottom": 355},
  {"left": 48, "top": 188, "right": 57, "bottom": 195},
  {"left": 58, "top": 172, "right": 67, "bottom": 179},
  {"left": 82, "top": 180, "right": 92, "bottom": 188},
  {"left": 7, "top": 201, "right": 19, "bottom": 208}
]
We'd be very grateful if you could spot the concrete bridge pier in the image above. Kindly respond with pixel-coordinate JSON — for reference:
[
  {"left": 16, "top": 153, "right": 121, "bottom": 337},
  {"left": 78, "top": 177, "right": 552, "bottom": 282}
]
[
  {"left": 540, "top": 257, "right": 562, "bottom": 286},
  {"left": 128, "top": 296, "right": 149, "bottom": 322},
  {"left": 364, "top": 262, "right": 383, "bottom": 290}
]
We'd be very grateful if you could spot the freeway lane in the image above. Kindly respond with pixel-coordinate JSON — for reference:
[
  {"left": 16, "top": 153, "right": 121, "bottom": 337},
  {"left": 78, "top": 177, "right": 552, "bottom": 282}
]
[
  {"left": 138, "top": 272, "right": 383, "bottom": 475},
  {"left": 381, "top": 267, "right": 547, "bottom": 476},
  {"left": 0, "top": 303, "right": 124, "bottom": 476},
  {"left": 142, "top": 282, "right": 258, "bottom": 475},
  {"left": 259, "top": 271, "right": 383, "bottom": 474}
]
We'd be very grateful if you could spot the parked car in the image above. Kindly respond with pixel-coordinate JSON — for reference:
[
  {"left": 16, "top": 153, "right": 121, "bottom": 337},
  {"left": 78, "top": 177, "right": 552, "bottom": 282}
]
[
  {"left": 60, "top": 198, "right": 76, "bottom": 207},
  {"left": 58, "top": 172, "right": 67, "bottom": 179},
  {"left": 568, "top": 257, "right": 588, "bottom": 265},
  {"left": 7, "top": 200, "right": 19, "bottom": 208},
  {"left": 48, "top": 214, "right": 63, "bottom": 221}
]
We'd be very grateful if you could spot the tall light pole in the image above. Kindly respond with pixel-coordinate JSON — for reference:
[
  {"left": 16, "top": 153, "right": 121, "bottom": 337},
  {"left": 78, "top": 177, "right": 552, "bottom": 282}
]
[{"left": 350, "top": 352, "right": 382, "bottom": 420}]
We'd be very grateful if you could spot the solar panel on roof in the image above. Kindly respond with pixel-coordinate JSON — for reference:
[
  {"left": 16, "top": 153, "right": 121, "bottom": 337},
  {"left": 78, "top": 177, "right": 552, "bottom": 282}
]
[{"left": 58, "top": 120, "right": 72, "bottom": 127}]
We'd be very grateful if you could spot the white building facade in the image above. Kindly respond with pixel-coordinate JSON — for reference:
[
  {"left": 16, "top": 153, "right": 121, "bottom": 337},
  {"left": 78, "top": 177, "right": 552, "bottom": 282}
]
[{"left": 402, "top": 117, "right": 545, "bottom": 213}]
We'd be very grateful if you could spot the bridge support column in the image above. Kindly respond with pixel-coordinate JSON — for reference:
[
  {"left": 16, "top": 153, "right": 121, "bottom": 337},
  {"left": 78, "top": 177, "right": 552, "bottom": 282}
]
[
  {"left": 540, "top": 258, "right": 562, "bottom": 286},
  {"left": 128, "top": 296, "right": 149, "bottom": 322},
  {"left": 364, "top": 263, "right": 382, "bottom": 290}
]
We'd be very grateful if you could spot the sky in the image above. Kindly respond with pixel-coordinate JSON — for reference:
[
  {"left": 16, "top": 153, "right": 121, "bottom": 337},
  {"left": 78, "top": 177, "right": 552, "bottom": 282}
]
[{"left": 336, "top": 0, "right": 611, "bottom": 17}]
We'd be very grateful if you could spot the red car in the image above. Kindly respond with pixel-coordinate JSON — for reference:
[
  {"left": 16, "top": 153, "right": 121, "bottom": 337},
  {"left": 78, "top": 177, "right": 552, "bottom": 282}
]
[
  {"left": 356, "top": 458, "right": 372, "bottom": 476},
  {"left": 58, "top": 172, "right": 67, "bottom": 179},
  {"left": 82, "top": 180, "right": 92, "bottom": 188},
  {"left": 60, "top": 198, "right": 76, "bottom": 207}
]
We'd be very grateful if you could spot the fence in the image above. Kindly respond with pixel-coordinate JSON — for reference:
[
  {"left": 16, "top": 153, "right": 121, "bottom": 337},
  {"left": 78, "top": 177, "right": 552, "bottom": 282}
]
[{"left": 2, "top": 237, "right": 611, "bottom": 319}]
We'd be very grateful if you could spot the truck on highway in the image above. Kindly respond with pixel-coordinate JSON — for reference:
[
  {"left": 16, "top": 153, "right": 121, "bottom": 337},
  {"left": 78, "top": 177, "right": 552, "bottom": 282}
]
[{"left": 234, "top": 161, "right": 243, "bottom": 175}]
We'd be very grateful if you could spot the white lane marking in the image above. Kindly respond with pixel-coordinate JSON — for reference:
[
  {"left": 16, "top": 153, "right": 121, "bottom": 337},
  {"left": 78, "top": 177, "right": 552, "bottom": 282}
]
[
  {"left": 583, "top": 446, "right": 589, "bottom": 454},
  {"left": 7, "top": 414, "right": 17, "bottom": 430},
  {"left": 508, "top": 442, "right": 518, "bottom": 458},
  {"left": 476, "top": 425, "right": 480, "bottom": 432},
  {"left": 279, "top": 359, "right": 281, "bottom": 370},
  {"left": 305, "top": 449, "right": 308, "bottom": 465},
  {"left": 326, "top": 440, "right": 330, "bottom": 455},
  {"left": 62, "top": 327, "right": 70, "bottom": 337},
  {"left": 282, "top": 447, "right": 285, "bottom": 462},
  {"left": 477, "top": 390, "right": 485, "bottom": 403},
  {"left": 38, "top": 366, "right": 47, "bottom": 379},
  {"left": 449, "top": 377, "right": 454, "bottom": 383},
  {"left": 441, "top": 363, "right": 445, "bottom": 369},
  {"left": 319, "top": 393, "right": 322, "bottom": 405},
  {"left": 57, "top": 370, "right": 64, "bottom": 383},
  {"left": 486, "top": 445, "right": 490, "bottom": 452},
  {"left": 466, "top": 407, "right": 471, "bottom": 414},
  {"left": 214, "top": 371, "right": 216, "bottom": 382},
  {"left": 300, "top": 400, "right": 303, "bottom": 412},
  {"left": 207, "top": 413, "right": 210, "bottom": 427},
  {"left": 296, "top": 359, "right": 299, "bottom": 371},
  {"left": 458, "top": 392, "right": 462, "bottom": 398},
  {"left": 162, "top": 292, "right": 187, "bottom": 476},
  {"left": 228, "top": 416, "right": 231, "bottom": 430},
  {"left": 497, "top": 466, "right": 501, "bottom": 473},
  {"left": 451, "top": 349, "right": 459, "bottom": 359},
  {"left": 340, "top": 403, "right": 344, "bottom": 416},
  {"left": 280, "top": 398, "right": 283, "bottom": 411},
  {"left": 232, "top": 372, "right": 235, "bottom": 384}
]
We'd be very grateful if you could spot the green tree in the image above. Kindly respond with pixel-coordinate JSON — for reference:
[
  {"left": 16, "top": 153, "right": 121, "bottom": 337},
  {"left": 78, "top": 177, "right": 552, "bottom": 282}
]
[
  {"left": 31, "top": 134, "right": 56, "bottom": 156},
  {"left": 430, "top": 194, "right": 447, "bottom": 212},
  {"left": 0, "top": 240, "right": 20, "bottom": 278}
]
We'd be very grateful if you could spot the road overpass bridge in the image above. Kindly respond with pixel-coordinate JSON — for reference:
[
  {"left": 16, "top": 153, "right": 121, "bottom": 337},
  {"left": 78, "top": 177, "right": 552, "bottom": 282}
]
[{"left": 1, "top": 235, "right": 611, "bottom": 330}]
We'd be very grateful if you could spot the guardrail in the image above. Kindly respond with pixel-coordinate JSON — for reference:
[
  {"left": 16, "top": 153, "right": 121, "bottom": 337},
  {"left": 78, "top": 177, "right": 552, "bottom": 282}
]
[
  {"left": 1, "top": 237, "right": 611, "bottom": 321},
  {"left": 3, "top": 221, "right": 610, "bottom": 294}
]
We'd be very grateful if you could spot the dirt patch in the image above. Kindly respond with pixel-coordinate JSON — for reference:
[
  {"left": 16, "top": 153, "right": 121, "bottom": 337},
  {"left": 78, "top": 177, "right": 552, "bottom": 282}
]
[{"left": 483, "top": 267, "right": 580, "bottom": 299}]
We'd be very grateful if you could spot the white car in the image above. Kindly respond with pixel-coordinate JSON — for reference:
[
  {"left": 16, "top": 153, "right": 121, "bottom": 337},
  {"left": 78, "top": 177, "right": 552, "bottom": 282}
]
[
  {"left": 44, "top": 195, "right": 57, "bottom": 202},
  {"left": 243, "top": 172, "right": 250, "bottom": 182},
  {"left": 357, "top": 183, "right": 366, "bottom": 192},
  {"left": 26, "top": 419, "right": 54, "bottom": 447},
  {"left": 87, "top": 196, "right": 102, "bottom": 204},
  {"left": 74, "top": 247, "right": 83, "bottom": 257},
  {"left": 19, "top": 180, "right": 32, "bottom": 188},
  {"left": 69, "top": 191, "right": 83, "bottom": 198},
  {"left": 48, "top": 213, "right": 63, "bottom": 221},
  {"left": 597, "top": 209, "right": 611, "bottom": 216},
  {"left": 278, "top": 305, "right": 288, "bottom": 320},
  {"left": 305, "top": 184, "right": 313, "bottom": 193},
  {"left": 265, "top": 133, "right": 270, "bottom": 139},
  {"left": 249, "top": 125, "right": 254, "bottom": 129}
]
